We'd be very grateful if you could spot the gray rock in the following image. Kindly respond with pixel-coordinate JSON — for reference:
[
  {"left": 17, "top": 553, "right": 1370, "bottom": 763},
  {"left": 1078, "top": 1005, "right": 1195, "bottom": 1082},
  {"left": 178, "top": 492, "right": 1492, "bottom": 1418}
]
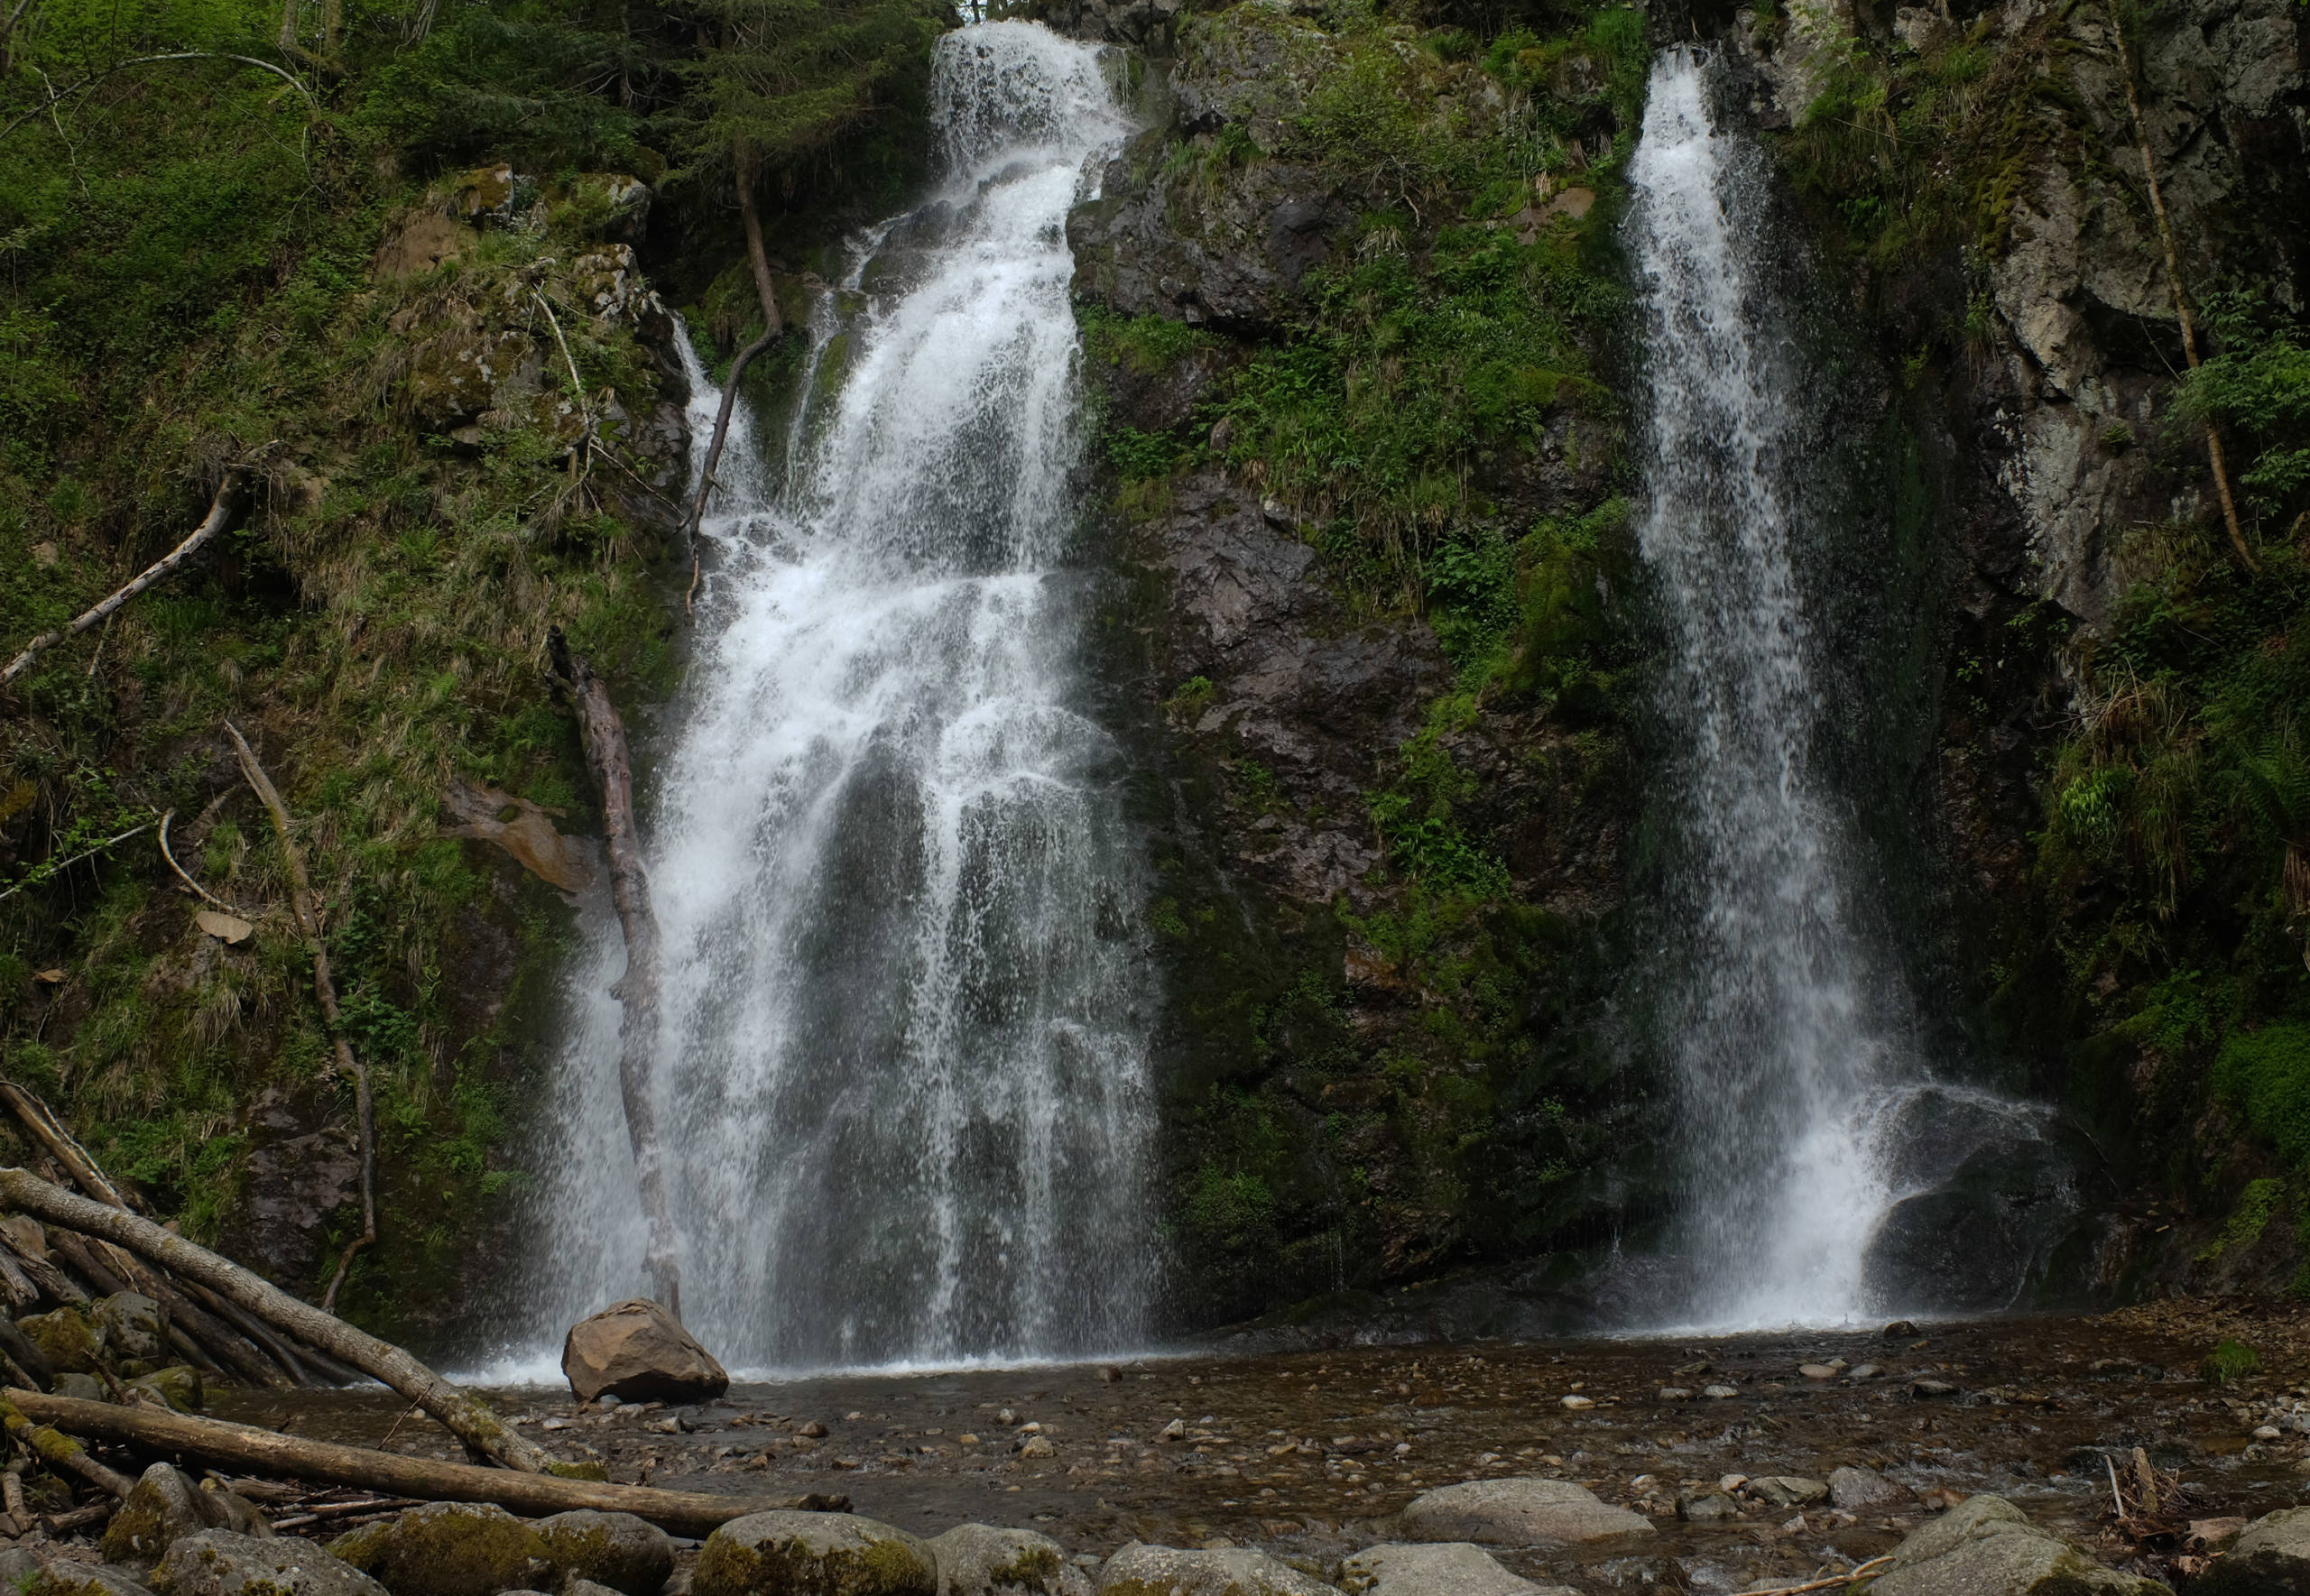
[
  {"left": 1094, "top": 1543, "right": 1335, "bottom": 1596},
  {"left": 1870, "top": 1495, "right": 2165, "bottom": 1596},
  {"left": 534, "top": 1509, "right": 675, "bottom": 1595},
  {"left": 561, "top": 1299, "right": 730, "bottom": 1406},
  {"left": 1676, "top": 1488, "right": 1739, "bottom": 1522},
  {"left": 326, "top": 1501, "right": 553, "bottom": 1596},
  {"left": 1745, "top": 1475, "right": 1828, "bottom": 1508},
  {"left": 91, "top": 1293, "right": 167, "bottom": 1362},
  {"left": 221, "top": 1087, "right": 361, "bottom": 1287},
  {"left": 1339, "top": 1542, "right": 1567, "bottom": 1595},
  {"left": 694, "top": 1510, "right": 936, "bottom": 1596},
  {"left": 2196, "top": 1504, "right": 2310, "bottom": 1593},
  {"left": 1826, "top": 1464, "right": 1909, "bottom": 1510},
  {"left": 1400, "top": 1478, "right": 1656, "bottom": 1546},
  {"left": 152, "top": 1531, "right": 391, "bottom": 1596},
  {"left": 929, "top": 1524, "right": 1085, "bottom": 1595},
  {"left": 51, "top": 1370, "right": 107, "bottom": 1402}
]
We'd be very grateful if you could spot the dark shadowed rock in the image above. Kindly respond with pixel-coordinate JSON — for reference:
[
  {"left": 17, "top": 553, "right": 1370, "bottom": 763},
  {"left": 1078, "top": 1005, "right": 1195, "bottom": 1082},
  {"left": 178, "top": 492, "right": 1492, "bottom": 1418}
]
[
  {"left": 154, "top": 1531, "right": 390, "bottom": 1596},
  {"left": 224, "top": 1088, "right": 361, "bottom": 1287},
  {"left": 561, "top": 1298, "right": 730, "bottom": 1404}
]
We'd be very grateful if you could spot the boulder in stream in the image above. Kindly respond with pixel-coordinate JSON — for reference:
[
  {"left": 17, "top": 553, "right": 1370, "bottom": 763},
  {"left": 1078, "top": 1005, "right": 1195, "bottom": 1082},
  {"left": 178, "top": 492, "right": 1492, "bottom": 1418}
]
[
  {"left": 1094, "top": 1543, "right": 1335, "bottom": 1596},
  {"left": 694, "top": 1509, "right": 936, "bottom": 1596},
  {"left": 561, "top": 1298, "right": 730, "bottom": 1404},
  {"left": 1400, "top": 1479, "right": 1656, "bottom": 1546},
  {"left": 1339, "top": 1542, "right": 1572, "bottom": 1595},
  {"left": 2196, "top": 1503, "right": 2310, "bottom": 1592},
  {"left": 928, "top": 1523, "right": 1087, "bottom": 1594},
  {"left": 1867, "top": 1495, "right": 2164, "bottom": 1596},
  {"left": 535, "top": 1508, "right": 676, "bottom": 1595},
  {"left": 1827, "top": 1463, "right": 1909, "bottom": 1511},
  {"left": 152, "top": 1530, "right": 392, "bottom": 1596},
  {"left": 327, "top": 1501, "right": 554, "bottom": 1596},
  {"left": 103, "top": 1462, "right": 272, "bottom": 1573}
]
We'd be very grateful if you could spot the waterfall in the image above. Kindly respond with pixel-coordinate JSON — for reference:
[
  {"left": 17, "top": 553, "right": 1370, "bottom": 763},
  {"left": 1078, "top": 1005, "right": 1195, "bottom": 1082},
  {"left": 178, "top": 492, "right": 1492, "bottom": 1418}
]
[
  {"left": 518, "top": 22, "right": 1150, "bottom": 1372},
  {"left": 1623, "top": 49, "right": 2062, "bottom": 1326}
]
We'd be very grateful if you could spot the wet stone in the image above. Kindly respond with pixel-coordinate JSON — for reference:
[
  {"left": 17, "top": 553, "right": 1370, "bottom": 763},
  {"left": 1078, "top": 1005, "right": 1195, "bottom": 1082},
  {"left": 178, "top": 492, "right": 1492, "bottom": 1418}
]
[
  {"left": 1094, "top": 1543, "right": 1334, "bottom": 1596},
  {"left": 1827, "top": 1463, "right": 1908, "bottom": 1510},
  {"left": 693, "top": 1509, "right": 936, "bottom": 1596},
  {"left": 1871, "top": 1495, "right": 2162, "bottom": 1596},
  {"left": 1400, "top": 1479, "right": 1656, "bottom": 1546},
  {"left": 153, "top": 1530, "right": 392, "bottom": 1596},
  {"left": 928, "top": 1523, "right": 1087, "bottom": 1595},
  {"left": 1338, "top": 1542, "right": 1566, "bottom": 1595},
  {"left": 533, "top": 1508, "right": 675, "bottom": 1595},
  {"left": 2197, "top": 1504, "right": 2310, "bottom": 1593}
]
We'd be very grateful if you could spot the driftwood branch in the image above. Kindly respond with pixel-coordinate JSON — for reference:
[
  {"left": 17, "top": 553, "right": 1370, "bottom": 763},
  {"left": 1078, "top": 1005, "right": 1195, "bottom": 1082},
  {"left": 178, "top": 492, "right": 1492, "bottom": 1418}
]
[
  {"left": 224, "top": 722, "right": 375, "bottom": 1311},
  {"left": 0, "top": 1169, "right": 557, "bottom": 1475},
  {"left": 4, "top": 468, "right": 246, "bottom": 687},
  {"left": 547, "top": 631, "right": 680, "bottom": 1319},
  {"left": 2111, "top": 19, "right": 2256, "bottom": 573},
  {"left": 680, "top": 155, "right": 788, "bottom": 611},
  {"left": 158, "top": 807, "right": 249, "bottom": 916},
  {"left": 5, "top": 1391, "right": 847, "bottom": 1535}
]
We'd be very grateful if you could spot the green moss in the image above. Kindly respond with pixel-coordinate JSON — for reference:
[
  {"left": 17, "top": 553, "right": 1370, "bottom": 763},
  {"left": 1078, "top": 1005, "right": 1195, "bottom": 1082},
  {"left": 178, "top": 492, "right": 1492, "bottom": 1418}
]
[
  {"left": 2197, "top": 1177, "right": 2286, "bottom": 1263},
  {"left": 2202, "top": 1337, "right": 2261, "bottom": 1385}
]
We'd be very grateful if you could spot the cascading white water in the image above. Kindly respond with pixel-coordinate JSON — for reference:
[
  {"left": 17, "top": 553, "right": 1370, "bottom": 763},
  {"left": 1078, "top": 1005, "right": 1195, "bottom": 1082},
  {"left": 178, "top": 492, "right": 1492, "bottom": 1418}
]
[
  {"left": 517, "top": 22, "right": 1150, "bottom": 1372},
  {"left": 1624, "top": 48, "right": 1909, "bottom": 1326}
]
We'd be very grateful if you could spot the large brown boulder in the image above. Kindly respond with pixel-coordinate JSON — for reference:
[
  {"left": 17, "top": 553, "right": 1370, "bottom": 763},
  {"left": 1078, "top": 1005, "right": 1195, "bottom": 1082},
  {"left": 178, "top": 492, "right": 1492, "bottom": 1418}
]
[{"left": 562, "top": 1299, "right": 729, "bottom": 1405}]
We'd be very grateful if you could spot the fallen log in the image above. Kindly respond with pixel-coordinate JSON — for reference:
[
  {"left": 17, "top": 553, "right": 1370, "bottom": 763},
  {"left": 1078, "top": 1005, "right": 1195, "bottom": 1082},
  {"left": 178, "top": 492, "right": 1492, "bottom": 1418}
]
[
  {"left": 547, "top": 631, "right": 680, "bottom": 1320},
  {"left": 3, "top": 467, "right": 248, "bottom": 687},
  {"left": 0, "top": 1169, "right": 555, "bottom": 1474},
  {"left": 5, "top": 1392, "right": 849, "bottom": 1536},
  {"left": 0, "top": 1394, "right": 134, "bottom": 1498},
  {"left": 0, "top": 1226, "right": 87, "bottom": 1305}
]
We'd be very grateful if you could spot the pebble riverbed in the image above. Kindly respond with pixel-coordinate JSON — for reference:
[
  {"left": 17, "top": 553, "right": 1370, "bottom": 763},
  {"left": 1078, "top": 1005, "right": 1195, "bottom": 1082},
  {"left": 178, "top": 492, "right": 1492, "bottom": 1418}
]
[{"left": 215, "top": 1302, "right": 2310, "bottom": 1591}]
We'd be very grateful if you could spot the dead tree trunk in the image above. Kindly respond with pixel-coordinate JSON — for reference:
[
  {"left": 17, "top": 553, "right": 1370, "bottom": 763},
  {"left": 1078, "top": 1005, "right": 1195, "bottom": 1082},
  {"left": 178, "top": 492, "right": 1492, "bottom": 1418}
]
[
  {"left": 2113, "top": 18, "right": 2257, "bottom": 573},
  {"left": 0, "top": 1170, "right": 558, "bottom": 1475},
  {"left": 4, "top": 468, "right": 245, "bottom": 687},
  {"left": 4, "top": 1390, "right": 845, "bottom": 1534},
  {"left": 223, "top": 722, "right": 376, "bottom": 1311},
  {"left": 547, "top": 632, "right": 680, "bottom": 1319},
  {"left": 680, "top": 156, "right": 787, "bottom": 608}
]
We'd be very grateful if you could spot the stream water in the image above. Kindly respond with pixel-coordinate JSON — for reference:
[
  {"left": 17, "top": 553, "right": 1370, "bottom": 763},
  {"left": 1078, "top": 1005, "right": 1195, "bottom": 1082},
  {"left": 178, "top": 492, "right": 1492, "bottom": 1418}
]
[{"left": 517, "top": 23, "right": 1148, "bottom": 1373}]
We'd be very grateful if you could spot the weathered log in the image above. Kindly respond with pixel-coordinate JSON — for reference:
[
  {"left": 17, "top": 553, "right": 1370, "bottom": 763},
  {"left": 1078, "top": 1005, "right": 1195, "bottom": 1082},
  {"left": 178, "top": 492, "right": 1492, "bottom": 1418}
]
[
  {"left": 5, "top": 1391, "right": 850, "bottom": 1536},
  {"left": 547, "top": 631, "right": 679, "bottom": 1319},
  {"left": 0, "top": 1226, "right": 87, "bottom": 1305},
  {"left": 0, "top": 1395, "right": 134, "bottom": 1498},
  {"left": 0, "top": 1169, "right": 555, "bottom": 1474},
  {"left": 0, "top": 1241, "right": 36, "bottom": 1309},
  {"left": 4, "top": 469, "right": 248, "bottom": 687},
  {"left": 43, "top": 1227, "right": 131, "bottom": 1298},
  {"left": 0, "top": 1316, "right": 50, "bottom": 1388},
  {"left": 224, "top": 722, "right": 376, "bottom": 1312}
]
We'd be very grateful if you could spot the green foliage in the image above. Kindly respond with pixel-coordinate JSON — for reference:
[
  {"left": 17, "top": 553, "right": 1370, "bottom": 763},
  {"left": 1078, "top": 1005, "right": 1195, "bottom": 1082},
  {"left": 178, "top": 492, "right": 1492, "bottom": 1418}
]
[
  {"left": 2179, "top": 288, "right": 2310, "bottom": 526},
  {"left": 2196, "top": 1176, "right": 2283, "bottom": 1263},
  {"left": 2213, "top": 1024, "right": 2310, "bottom": 1172},
  {"left": 2201, "top": 1337, "right": 2260, "bottom": 1385}
]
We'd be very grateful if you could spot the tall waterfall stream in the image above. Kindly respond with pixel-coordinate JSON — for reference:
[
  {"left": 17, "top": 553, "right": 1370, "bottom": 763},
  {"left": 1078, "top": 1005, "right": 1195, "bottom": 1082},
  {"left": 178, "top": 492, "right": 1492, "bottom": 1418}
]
[
  {"left": 1625, "top": 49, "right": 2063, "bottom": 1328},
  {"left": 518, "top": 23, "right": 1149, "bottom": 1373}
]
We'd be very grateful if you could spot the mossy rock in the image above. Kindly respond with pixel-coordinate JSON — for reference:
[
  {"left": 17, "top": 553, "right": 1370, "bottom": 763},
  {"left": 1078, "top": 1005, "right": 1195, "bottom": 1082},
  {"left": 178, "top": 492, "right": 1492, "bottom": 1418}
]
[
  {"left": 103, "top": 1462, "right": 211, "bottom": 1572},
  {"left": 926, "top": 1524, "right": 1077, "bottom": 1594},
  {"left": 154, "top": 1528, "right": 391, "bottom": 1596},
  {"left": 17, "top": 1308, "right": 103, "bottom": 1373},
  {"left": 534, "top": 1508, "right": 674, "bottom": 1595},
  {"left": 129, "top": 1363, "right": 204, "bottom": 1413},
  {"left": 91, "top": 1292, "right": 166, "bottom": 1362},
  {"left": 327, "top": 1501, "right": 553, "bottom": 1596},
  {"left": 693, "top": 1510, "right": 935, "bottom": 1596}
]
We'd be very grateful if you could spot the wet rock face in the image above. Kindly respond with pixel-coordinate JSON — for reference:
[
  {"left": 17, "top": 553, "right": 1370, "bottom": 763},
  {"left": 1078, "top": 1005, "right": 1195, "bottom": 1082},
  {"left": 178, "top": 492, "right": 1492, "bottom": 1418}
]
[
  {"left": 223, "top": 1087, "right": 361, "bottom": 1288},
  {"left": 561, "top": 1298, "right": 731, "bottom": 1405},
  {"left": 693, "top": 1510, "right": 937, "bottom": 1596}
]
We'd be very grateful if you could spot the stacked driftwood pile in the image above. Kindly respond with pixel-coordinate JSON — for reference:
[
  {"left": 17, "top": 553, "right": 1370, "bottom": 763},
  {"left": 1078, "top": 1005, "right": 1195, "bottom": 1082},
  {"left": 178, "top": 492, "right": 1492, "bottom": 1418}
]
[{"left": 0, "top": 1089, "right": 833, "bottom": 1555}]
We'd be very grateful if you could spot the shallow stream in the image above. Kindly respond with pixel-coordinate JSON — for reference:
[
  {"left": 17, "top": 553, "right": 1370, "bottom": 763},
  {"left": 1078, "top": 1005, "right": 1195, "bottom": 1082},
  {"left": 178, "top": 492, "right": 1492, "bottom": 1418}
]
[{"left": 219, "top": 1307, "right": 2310, "bottom": 1591}]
